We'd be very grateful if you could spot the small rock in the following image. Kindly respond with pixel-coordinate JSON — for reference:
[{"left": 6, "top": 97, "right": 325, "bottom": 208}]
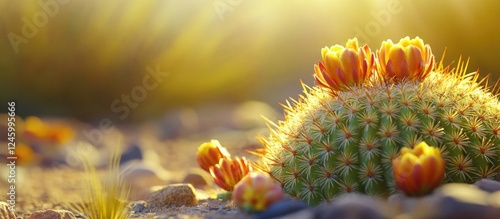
[
  {"left": 475, "top": 179, "right": 500, "bottom": 193},
  {"left": 253, "top": 198, "right": 308, "bottom": 219},
  {"left": 120, "top": 143, "right": 143, "bottom": 164},
  {"left": 315, "top": 195, "right": 394, "bottom": 219},
  {"left": 29, "top": 209, "right": 76, "bottom": 219},
  {"left": 130, "top": 200, "right": 147, "bottom": 213},
  {"left": 410, "top": 183, "right": 500, "bottom": 219},
  {"left": 120, "top": 160, "right": 170, "bottom": 184},
  {"left": 156, "top": 107, "right": 199, "bottom": 139},
  {"left": 0, "top": 202, "right": 16, "bottom": 219},
  {"left": 119, "top": 160, "right": 171, "bottom": 200},
  {"left": 147, "top": 184, "right": 198, "bottom": 208},
  {"left": 182, "top": 169, "right": 211, "bottom": 189}
]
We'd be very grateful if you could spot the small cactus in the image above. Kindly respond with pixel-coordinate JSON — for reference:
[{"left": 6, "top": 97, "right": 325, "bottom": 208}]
[
  {"left": 392, "top": 141, "right": 445, "bottom": 196},
  {"left": 232, "top": 172, "right": 285, "bottom": 213},
  {"left": 254, "top": 37, "right": 500, "bottom": 205}
]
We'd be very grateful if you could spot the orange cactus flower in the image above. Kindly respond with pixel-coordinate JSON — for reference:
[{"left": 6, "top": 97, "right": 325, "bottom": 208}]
[
  {"left": 392, "top": 141, "right": 445, "bottom": 196},
  {"left": 377, "top": 36, "right": 435, "bottom": 83},
  {"left": 196, "top": 139, "right": 231, "bottom": 172},
  {"left": 210, "top": 156, "right": 252, "bottom": 191},
  {"left": 232, "top": 172, "right": 285, "bottom": 213},
  {"left": 24, "top": 116, "right": 75, "bottom": 145},
  {"left": 46, "top": 125, "right": 74, "bottom": 144},
  {"left": 15, "top": 143, "right": 36, "bottom": 165},
  {"left": 314, "top": 38, "right": 374, "bottom": 91}
]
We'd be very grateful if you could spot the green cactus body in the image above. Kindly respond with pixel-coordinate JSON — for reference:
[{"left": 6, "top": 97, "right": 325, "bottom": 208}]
[{"left": 255, "top": 69, "right": 500, "bottom": 205}]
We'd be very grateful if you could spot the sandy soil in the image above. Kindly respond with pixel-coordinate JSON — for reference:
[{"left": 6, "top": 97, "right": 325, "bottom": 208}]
[
  {"left": 0, "top": 167, "right": 253, "bottom": 218},
  {"left": 0, "top": 133, "right": 263, "bottom": 218}
]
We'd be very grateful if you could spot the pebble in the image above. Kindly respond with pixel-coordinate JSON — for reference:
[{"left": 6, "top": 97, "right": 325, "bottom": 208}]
[
  {"left": 119, "top": 160, "right": 171, "bottom": 200},
  {"left": 0, "top": 202, "right": 16, "bottom": 219},
  {"left": 155, "top": 107, "right": 199, "bottom": 139},
  {"left": 29, "top": 209, "right": 76, "bottom": 219},
  {"left": 475, "top": 179, "right": 500, "bottom": 193},
  {"left": 130, "top": 200, "right": 147, "bottom": 213},
  {"left": 120, "top": 161, "right": 169, "bottom": 184},
  {"left": 120, "top": 143, "right": 143, "bottom": 164},
  {"left": 146, "top": 184, "right": 198, "bottom": 208},
  {"left": 182, "top": 169, "right": 211, "bottom": 189}
]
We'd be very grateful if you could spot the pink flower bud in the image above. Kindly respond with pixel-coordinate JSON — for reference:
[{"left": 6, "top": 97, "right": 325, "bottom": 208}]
[{"left": 232, "top": 172, "right": 285, "bottom": 213}]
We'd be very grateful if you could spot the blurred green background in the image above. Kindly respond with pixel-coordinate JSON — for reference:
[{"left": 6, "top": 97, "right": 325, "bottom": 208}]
[{"left": 1, "top": 0, "right": 499, "bottom": 123}]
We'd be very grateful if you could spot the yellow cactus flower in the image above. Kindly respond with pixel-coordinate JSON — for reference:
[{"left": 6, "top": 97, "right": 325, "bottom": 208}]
[
  {"left": 209, "top": 156, "right": 252, "bottom": 191},
  {"left": 392, "top": 141, "right": 445, "bottom": 196},
  {"left": 232, "top": 172, "right": 284, "bottom": 213},
  {"left": 196, "top": 139, "right": 231, "bottom": 172},
  {"left": 377, "top": 36, "right": 435, "bottom": 83},
  {"left": 314, "top": 38, "right": 374, "bottom": 91}
]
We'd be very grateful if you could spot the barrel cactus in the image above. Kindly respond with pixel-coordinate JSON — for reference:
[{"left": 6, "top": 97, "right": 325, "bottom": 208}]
[{"left": 253, "top": 37, "right": 500, "bottom": 205}]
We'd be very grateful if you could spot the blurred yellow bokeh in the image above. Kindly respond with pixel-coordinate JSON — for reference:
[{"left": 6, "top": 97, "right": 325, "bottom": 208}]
[{"left": 1, "top": 0, "right": 499, "bottom": 122}]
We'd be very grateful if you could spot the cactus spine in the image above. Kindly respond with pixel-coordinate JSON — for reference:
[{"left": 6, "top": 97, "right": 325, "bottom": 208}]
[{"left": 254, "top": 37, "right": 500, "bottom": 206}]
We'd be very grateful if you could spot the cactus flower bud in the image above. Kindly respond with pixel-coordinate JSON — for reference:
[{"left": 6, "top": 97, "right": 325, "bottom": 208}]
[
  {"left": 196, "top": 140, "right": 231, "bottom": 172},
  {"left": 232, "top": 172, "right": 285, "bottom": 213},
  {"left": 314, "top": 38, "right": 374, "bottom": 91},
  {"left": 210, "top": 156, "right": 252, "bottom": 191},
  {"left": 377, "top": 36, "right": 435, "bottom": 83},
  {"left": 392, "top": 141, "right": 445, "bottom": 196}
]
